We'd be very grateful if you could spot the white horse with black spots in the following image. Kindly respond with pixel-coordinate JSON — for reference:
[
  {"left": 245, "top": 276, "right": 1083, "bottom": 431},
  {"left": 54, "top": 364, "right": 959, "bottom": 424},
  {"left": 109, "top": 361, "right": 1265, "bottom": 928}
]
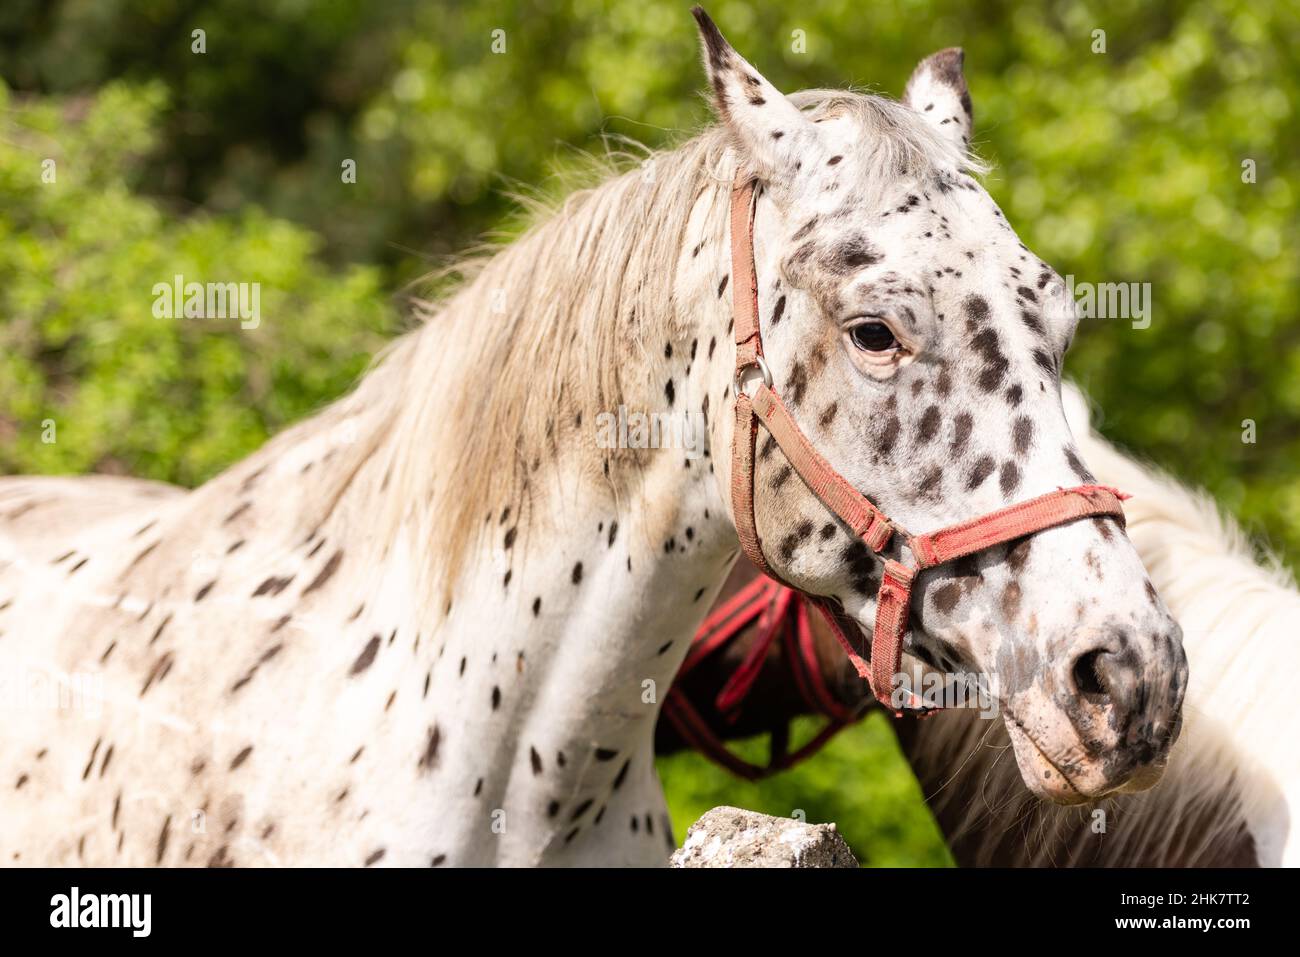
[{"left": 0, "top": 9, "right": 1183, "bottom": 866}]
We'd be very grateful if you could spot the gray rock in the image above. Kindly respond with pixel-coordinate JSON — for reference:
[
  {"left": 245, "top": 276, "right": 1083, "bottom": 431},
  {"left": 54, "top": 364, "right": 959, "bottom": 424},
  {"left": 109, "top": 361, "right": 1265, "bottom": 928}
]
[{"left": 669, "top": 806, "right": 858, "bottom": 868}]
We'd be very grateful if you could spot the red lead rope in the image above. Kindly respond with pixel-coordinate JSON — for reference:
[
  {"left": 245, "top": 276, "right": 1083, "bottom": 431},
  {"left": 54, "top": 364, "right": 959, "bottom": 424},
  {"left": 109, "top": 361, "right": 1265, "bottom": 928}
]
[{"left": 662, "top": 577, "right": 863, "bottom": 781}]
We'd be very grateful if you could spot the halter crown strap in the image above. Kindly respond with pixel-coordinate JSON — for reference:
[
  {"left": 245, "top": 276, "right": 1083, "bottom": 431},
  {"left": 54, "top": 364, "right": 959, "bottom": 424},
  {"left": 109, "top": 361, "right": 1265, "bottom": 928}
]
[
  {"left": 729, "top": 179, "right": 770, "bottom": 578},
  {"left": 725, "top": 173, "right": 1128, "bottom": 712}
]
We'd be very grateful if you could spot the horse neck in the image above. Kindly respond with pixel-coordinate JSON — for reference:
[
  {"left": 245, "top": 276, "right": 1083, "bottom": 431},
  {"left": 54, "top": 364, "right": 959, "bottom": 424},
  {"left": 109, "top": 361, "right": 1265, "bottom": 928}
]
[
  {"left": 195, "top": 144, "right": 748, "bottom": 602},
  {"left": 356, "top": 167, "right": 744, "bottom": 864},
  {"left": 173, "top": 154, "right": 750, "bottom": 863},
  {"left": 1115, "top": 531, "right": 1300, "bottom": 867},
  {"left": 1071, "top": 398, "right": 1300, "bottom": 866}
]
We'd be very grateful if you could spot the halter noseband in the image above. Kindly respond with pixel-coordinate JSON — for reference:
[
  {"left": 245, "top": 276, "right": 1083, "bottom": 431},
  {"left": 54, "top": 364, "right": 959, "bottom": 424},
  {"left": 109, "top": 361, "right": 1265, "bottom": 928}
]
[{"left": 726, "top": 173, "right": 1128, "bottom": 713}]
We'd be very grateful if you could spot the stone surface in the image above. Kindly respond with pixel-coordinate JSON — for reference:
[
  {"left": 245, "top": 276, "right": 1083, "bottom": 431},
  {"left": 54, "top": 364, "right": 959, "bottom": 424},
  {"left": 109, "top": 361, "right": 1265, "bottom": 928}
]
[{"left": 669, "top": 805, "right": 859, "bottom": 868}]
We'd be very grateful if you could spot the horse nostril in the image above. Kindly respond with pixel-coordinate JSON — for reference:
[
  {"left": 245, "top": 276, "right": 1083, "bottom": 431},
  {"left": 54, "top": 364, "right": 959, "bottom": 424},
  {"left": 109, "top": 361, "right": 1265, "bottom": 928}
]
[{"left": 1071, "top": 648, "right": 1109, "bottom": 699}]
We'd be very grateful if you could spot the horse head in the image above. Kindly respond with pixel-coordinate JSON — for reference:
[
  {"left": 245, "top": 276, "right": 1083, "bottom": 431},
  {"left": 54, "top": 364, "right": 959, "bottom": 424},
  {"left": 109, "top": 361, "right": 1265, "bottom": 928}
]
[{"left": 694, "top": 8, "right": 1187, "bottom": 802}]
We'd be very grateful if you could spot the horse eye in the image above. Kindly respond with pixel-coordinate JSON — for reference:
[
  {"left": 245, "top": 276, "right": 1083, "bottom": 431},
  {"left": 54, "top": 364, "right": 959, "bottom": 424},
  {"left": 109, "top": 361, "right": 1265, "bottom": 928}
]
[{"left": 849, "top": 322, "right": 899, "bottom": 352}]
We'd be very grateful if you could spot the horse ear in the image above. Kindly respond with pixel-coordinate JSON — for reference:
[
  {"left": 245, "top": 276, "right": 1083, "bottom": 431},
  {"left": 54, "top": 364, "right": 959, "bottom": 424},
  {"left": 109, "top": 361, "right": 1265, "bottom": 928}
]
[
  {"left": 691, "top": 6, "right": 817, "bottom": 184},
  {"left": 904, "top": 48, "right": 973, "bottom": 152}
]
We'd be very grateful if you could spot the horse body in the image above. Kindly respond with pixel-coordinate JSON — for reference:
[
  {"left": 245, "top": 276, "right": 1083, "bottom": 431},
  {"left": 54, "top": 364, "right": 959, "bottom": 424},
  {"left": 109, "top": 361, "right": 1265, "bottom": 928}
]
[
  {"left": 1, "top": 9, "right": 1187, "bottom": 865},
  {"left": 0, "top": 386, "right": 718, "bottom": 866},
  {"left": 0, "top": 421, "right": 444, "bottom": 865}
]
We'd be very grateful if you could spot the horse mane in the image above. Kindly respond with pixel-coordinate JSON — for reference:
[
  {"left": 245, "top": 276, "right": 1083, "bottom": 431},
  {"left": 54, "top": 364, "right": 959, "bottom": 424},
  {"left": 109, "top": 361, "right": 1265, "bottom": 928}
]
[
  {"left": 288, "top": 89, "right": 979, "bottom": 601},
  {"left": 906, "top": 382, "right": 1300, "bottom": 865}
]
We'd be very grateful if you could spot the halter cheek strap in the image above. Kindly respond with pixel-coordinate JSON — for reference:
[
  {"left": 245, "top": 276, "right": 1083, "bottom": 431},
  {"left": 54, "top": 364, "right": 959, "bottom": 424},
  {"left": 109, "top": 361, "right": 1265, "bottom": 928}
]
[{"left": 726, "top": 174, "right": 1128, "bottom": 712}]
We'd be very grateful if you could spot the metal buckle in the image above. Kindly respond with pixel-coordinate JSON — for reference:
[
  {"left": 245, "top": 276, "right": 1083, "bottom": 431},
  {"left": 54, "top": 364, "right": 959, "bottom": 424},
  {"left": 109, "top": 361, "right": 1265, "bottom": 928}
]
[{"left": 733, "top": 354, "right": 773, "bottom": 399}]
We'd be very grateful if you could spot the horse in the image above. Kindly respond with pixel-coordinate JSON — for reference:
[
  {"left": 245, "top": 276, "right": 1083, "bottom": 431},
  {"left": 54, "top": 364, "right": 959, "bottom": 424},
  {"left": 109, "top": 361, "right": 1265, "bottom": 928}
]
[
  {"left": 658, "top": 382, "right": 1297, "bottom": 866},
  {"left": 0, "top": 8, "right": 1184, "bottom": 866}
]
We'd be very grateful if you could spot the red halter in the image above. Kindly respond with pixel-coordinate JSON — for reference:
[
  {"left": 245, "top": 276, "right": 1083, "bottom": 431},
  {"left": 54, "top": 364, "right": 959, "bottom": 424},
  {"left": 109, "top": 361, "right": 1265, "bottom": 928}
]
[
  {"left": 726, "top": 173, "right": 1128, "bottom": 712},
  {"left": 662, "top": 576, "right": 860, "bottom": 781}
]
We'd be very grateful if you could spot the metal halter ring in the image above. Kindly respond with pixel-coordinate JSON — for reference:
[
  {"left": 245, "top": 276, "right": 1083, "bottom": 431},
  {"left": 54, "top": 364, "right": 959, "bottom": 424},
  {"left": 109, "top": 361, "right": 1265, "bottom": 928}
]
[{"left": 733, "top": 354, "right": 774, "bottom": 399}]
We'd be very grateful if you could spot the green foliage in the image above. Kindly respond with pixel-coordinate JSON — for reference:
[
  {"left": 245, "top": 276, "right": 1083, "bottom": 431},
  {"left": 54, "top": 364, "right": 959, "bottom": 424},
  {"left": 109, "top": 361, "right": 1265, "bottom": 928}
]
[
  {"left": 2, "top": 0, "right": 1296, "bottom": 864},
  {"left": 0, "top": 78, "right": 395, "bottom": 485}
]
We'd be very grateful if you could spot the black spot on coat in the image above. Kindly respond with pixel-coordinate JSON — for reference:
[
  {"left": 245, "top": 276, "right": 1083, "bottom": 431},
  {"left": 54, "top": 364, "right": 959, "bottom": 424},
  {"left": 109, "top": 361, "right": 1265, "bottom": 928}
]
[{"left": 349, "top": 635, "right": 381, "bottom": 676}]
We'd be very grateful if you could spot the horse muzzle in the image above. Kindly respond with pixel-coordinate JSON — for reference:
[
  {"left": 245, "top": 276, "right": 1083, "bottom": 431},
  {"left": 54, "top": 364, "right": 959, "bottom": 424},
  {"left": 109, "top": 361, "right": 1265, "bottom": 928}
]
[{"left": 1004, "top": 620, "right": 1188, "bottom": 803}]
